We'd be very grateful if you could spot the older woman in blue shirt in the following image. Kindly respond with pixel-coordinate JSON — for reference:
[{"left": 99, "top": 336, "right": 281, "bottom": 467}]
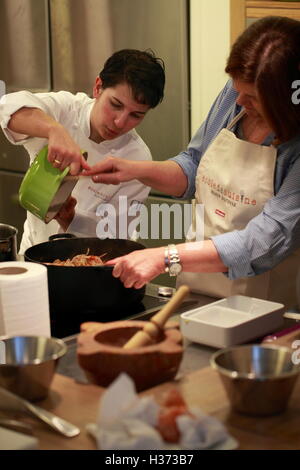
[{"left": 85, "top": 16, "right": 300, "bottom": 307}]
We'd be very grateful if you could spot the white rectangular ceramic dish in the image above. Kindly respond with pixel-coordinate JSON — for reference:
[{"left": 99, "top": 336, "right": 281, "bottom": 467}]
[{"left": 180, "top": 295, "right": 284, "bottom": 348}]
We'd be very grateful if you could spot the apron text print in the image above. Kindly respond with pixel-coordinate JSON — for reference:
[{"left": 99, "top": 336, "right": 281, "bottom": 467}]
[{"left": 201, "top": 175, "right": 257, "bottom": 207}]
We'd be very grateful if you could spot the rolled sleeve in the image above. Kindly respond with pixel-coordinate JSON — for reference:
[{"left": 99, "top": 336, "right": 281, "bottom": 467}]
[
  {"left": 212, "top": 231, "right": 255, "bottom": 279},
  {"left": 170, "top": 152, "right": 198, "bottom": 199},
  {"left": 0, "top": 93, "right": 34, "bottom": 144},
  {"left": 0, "top": 91, "right": 51, "bottom": 144},
  {"left": 212, "top": 152, "right": 300, "bottom": 280},
  {"left": 0, "top": 90, "right": 72, "bottom": 144}
]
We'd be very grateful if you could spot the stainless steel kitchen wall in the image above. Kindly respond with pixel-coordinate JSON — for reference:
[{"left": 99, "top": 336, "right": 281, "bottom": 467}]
[
  {"left": 0, "top": 0, "right": 50, "bottom": 92},
  {"left": 0, "top": 0, "right": 50, "bottom": 243},
  {"left": 111, "top": 0, "right": 190, "bottom": 162},
  {"left": 49, "top": 0, "right": 190, "bottom": 161},
  {"left": 0, "top": 0, "right": 190, "bottom": 246}
]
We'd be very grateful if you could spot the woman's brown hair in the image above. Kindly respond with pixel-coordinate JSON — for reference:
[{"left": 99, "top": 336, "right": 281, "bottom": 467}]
[{"left": 226, "top": 16, "right": 300, "bottom": 143}]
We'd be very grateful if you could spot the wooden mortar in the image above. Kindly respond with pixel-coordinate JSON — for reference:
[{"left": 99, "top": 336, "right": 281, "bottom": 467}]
[{"left": 77, "top": 320, "right": 183, "bottom": 391}]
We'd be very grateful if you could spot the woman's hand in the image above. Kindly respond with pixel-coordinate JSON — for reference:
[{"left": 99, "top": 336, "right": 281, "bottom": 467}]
[
  {"left": 47, "top": 124, "right": 90, "bottom": 175},
  {"left": 83, "top": 156, "right": 140, "bottom": 184},
  {"left": 105, "top": 246, "right": 166, "bottom": 289},
  {"left": 54, "top": 196, "right": 77, "bottom": 231},
  {"left": 8, "top": 107, "right": 90, "bottom": 175},
  {"left": 84, "top": 158, "right": 188, "bottom": 198}
]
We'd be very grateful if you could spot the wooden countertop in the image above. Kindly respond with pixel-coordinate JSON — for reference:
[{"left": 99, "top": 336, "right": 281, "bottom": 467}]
[{"left": 10, "top": 364, "right": 300, "bottom": 450}]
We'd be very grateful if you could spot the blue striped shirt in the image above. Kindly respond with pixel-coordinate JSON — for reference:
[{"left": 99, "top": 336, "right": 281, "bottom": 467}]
[{"left": 171, "top": 80, "right": 300, "bottom": 279}]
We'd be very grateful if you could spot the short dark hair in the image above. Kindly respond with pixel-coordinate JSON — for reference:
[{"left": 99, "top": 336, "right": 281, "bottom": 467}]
[
  {"left": 226, "top": 16, "right": 300, "bottom": 143},
  {"left": 99, "top": 49, "right": 165, "bottom": 108}
]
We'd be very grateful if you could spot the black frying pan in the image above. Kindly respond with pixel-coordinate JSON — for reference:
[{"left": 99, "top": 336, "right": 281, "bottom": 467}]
[{"left": 24, "top": 237, "right": 146, "bottom": 317}]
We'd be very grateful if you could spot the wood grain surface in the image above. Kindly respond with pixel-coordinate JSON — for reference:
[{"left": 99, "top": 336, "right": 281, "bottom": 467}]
[{"left": 2, "top": 364, "right": 299, "bottom": 450}]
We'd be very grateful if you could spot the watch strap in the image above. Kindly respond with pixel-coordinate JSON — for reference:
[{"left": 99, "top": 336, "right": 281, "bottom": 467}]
[{"left": 164, "top": 244, "right": 181, "bottom": 275}]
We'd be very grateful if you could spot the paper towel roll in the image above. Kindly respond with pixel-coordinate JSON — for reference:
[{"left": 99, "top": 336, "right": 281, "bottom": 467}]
[{"left": 0, "top": 261, "right": 50, "bottom": 337}]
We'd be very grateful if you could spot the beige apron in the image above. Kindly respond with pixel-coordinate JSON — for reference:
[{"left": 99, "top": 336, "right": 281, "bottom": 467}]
[{"left": 177, "top": 110, "right": 300, "bottom": 308}]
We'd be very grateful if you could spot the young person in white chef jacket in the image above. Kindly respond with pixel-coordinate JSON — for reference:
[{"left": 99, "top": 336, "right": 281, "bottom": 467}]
[
  {"left": 81, "top": 17, "right": 300, "bottom": 309},
  {"left": 0, "top": 49, "right": 165, "bottom": 254}
]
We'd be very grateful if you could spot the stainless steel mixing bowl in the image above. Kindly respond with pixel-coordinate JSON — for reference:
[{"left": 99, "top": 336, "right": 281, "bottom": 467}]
[
  {"left": 0, "top": 336, "right": 67, "bottom": 401},
  {"left": 211, "top": 344, "right": 300, "bottom": 416}
]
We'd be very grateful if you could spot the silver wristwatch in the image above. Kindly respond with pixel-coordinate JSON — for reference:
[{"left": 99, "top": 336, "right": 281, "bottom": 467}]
[{"left": 164, "top": 244, "right": 182, "bottom": 277}]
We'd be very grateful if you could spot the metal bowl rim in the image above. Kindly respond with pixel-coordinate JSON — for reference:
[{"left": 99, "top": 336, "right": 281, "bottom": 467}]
[
  {"left": 210, "top": 344, "right": 300, "bottom": 380},
  {"left": 0, "top": 223, "right": 18, "bottom": 241},
  {"left": 0, "top": 335, "right": 67, "bottom": 365}
]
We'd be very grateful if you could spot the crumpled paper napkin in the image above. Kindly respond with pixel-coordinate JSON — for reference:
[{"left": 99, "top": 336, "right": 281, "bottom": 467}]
[{"left": 86, "top": 373, "right": 237, "bottom": 450}]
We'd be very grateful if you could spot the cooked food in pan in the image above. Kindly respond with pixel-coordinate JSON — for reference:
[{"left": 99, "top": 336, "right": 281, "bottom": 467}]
[{"left": 48, "top": 250, "right": 107, "bottom": 266}]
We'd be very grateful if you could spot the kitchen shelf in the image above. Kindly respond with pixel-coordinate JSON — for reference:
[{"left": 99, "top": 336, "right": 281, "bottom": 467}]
[
  {"left": 231, "top": 0, "right": 300, "bottom": 44},
  {"left": 247, "top": 1, "right": 300, "bottom": 20}
]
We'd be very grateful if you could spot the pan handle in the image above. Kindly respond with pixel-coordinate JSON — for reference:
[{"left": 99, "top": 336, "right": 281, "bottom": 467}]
[{"left": 48, "top": 233, "right": 77, "bottom": 242}]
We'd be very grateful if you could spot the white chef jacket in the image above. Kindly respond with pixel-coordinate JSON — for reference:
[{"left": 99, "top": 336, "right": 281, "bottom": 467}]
[{"left": 0, "top": 91, "right": 151, "bottom": 253}]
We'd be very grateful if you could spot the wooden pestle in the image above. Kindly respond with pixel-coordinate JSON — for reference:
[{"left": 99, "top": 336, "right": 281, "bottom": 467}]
[{"left": 123, "top": 285, "right": 190, "bottom": 349}]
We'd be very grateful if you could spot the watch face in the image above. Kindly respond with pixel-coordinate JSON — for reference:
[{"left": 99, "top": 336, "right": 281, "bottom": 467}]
[{"left": 169, "top": 262, "right": 182, "bottom": 276}]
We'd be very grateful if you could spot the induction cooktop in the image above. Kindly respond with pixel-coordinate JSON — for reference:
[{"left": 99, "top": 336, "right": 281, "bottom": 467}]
[{"left": 50, "top": 284, "right": 179, "bottom": 338}]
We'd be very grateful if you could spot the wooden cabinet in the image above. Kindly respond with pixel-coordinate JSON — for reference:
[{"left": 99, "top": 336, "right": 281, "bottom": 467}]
[{"left": 230, "top": 0, "right": 300, "bottom": 44}]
